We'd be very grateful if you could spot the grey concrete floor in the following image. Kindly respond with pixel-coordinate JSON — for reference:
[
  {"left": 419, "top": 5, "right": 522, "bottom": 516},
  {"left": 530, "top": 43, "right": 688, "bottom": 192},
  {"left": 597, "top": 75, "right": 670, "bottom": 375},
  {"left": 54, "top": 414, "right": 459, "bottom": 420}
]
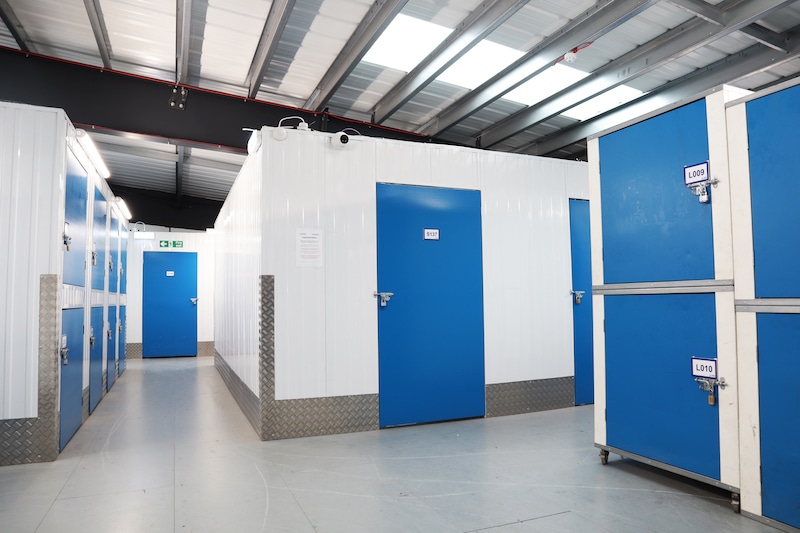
[{"left": 0, "top": 357, "right": 780, "bottom": 532}]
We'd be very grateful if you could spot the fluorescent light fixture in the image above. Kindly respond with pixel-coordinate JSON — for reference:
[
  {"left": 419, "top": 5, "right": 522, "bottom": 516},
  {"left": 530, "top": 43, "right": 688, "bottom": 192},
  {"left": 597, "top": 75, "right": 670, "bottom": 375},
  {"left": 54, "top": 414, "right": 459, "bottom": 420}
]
[
  {"left": 438, "top": 41, "right": 524, "bottom": 90},
  {"left": 75, "top": 129, "right": 111, "bottom": 179},
  {"left": 362, "top": 14, "right": 451, "bottom": 72},
  {"left": 133, "top": 231, "right": 155, "bottom": 240},
  {"left": 561, "top": 85, "right": 644, "bottom": 121},
  {"left": 115, "top": 197, "right": 132, "bottom": 220},
  {"left": 504, "top": 64, "right": 590, "bottom": 107}
]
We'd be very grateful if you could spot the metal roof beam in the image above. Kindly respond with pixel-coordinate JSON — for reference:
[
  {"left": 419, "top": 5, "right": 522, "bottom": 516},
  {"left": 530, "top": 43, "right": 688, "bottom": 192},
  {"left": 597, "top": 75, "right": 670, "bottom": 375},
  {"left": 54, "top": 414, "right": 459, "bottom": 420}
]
[
  {"left": 739, "top": 24, "right": 789, "bottom": 52},
  {"left": 372, "top": 0, "right": 529, "bottom": 124},
  {"left": 304, "top": 0, "right": 408, "bottom": 110},
  {"left": 246, "top": 0, "right": 297, "bottom": 99},
  {"left": 94, "top": 142, "right": 180, "bottom": 163},
  {"left": 666, "top": 0, "right": 789, "bottom": 51},
  {"left": 176, "top": 145, "right": 185, "bottom": 204},
  {"left": 83, "top": 0, "right": 113, "bottom": 68},
  {"left": 176, "top": 0, "right": 192, "bottom": 84},
  {"left": 417, "top": 0, "right": 661, "bottom": 136},
  {"left": 517, "top": 30, "right": 800, "bottom": 156},
  {"left": 477, "top": 0, "right": 794, "bottom": 148},
  {"left": 664, "top": 0, "right": 724, "bottom": 24},
  {"left": 0, "top": 0, "right": 37, "bottom": 53}
]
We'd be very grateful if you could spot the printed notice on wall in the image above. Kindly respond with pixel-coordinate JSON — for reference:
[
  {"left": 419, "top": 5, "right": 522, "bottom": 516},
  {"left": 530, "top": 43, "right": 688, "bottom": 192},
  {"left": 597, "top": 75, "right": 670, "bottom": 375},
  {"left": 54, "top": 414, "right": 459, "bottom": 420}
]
[{"left": 296, "top": 229, "right": 323, "bottom": 267}]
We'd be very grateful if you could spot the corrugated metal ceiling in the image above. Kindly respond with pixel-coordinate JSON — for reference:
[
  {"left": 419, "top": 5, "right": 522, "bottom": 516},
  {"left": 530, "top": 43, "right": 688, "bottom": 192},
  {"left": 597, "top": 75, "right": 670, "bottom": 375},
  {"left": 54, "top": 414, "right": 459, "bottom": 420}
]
[{"left": 3, "top": 0, "right": 800, "bottom": 204}]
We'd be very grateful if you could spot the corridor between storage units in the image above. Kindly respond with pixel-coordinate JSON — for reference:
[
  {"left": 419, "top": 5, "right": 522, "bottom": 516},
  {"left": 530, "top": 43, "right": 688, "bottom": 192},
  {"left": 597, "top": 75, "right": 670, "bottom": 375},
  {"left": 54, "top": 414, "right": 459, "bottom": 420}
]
[{"left": 0, "top": 357, "right": 778, "bottom": 533}]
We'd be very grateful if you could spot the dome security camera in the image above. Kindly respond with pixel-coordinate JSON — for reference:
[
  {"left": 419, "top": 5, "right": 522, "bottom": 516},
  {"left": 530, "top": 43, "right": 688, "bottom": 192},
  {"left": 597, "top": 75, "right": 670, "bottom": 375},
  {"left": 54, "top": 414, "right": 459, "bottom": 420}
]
[{"left": 330, "top": 131, "right": 350, "bottom": 149}]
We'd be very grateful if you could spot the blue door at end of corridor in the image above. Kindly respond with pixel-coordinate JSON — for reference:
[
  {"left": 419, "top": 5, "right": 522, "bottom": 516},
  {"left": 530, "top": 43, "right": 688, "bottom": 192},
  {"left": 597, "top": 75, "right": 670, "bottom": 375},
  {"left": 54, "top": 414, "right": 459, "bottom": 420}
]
[
  {"left": 376, "top": 183, "right": 485, "bottom": 428},
  {"left": 143, "top": 251, "right": 198, "bottom": 357},
  {"left": 569, "top": 199, "right": 593, "bottom": 405}
]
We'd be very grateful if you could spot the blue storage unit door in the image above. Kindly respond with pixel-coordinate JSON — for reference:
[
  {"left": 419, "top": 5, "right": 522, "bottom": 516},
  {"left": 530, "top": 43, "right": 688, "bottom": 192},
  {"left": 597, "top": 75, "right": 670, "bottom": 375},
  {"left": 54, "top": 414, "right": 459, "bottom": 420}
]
[
  {"left": 109, "top": 212, "right": 119, "bottom": 293},
  {"left": 605, "top": 293, "right": 720, "bottom": 480},
  {"left": 107, "top": 306, "right": 117, "bottom": 390},
  {"left": 599, "top": 99, "right": 713, "bottom": 284},
  {"left": 376, "top": 183, "right": 485, "bottom": 428},
  {"left": 118, "top": 306, "right": 127, "bottom": 375},
  {"left": 88, "top": 307, "right": 104, "bottom": 413},
  {"left": 757, "top": 313, "right": 800, "bottom": 529},
  {"left": 143, "top": 252, "right": 198, "bottom": 357},
  {"left": 746, "top": 84, "right": 800, "bottom": 298},
  {"left": 63, "top": 151, "right": 88, "bottom": 286},
  {"left": 569, "top": 199, "right": 593, "bottom": 405},
  {"left": 91, "top": 187, "right": 107, "bottom": 290},
  {"left": 60, "top": 309, "right": 84, "bottom": 450}
]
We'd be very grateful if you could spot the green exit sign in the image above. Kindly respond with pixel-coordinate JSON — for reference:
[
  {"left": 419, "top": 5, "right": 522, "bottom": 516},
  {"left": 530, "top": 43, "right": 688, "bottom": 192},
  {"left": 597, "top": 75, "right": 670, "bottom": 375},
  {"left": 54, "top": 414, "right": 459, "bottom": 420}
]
[{"left": 159, "top": 240, "right": 184, "bottom": 248}]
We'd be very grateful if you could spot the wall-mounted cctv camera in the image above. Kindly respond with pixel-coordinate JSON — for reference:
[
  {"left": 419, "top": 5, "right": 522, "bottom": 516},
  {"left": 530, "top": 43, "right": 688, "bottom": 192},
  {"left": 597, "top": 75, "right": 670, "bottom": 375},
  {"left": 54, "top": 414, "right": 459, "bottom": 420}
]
[{"left": 330, "top": 131, "right": 350, "bottom": 149}]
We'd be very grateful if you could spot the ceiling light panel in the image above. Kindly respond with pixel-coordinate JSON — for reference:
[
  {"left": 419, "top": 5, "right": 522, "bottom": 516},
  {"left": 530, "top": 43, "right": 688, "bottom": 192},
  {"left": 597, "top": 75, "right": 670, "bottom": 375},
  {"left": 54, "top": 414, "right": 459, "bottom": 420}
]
[
  {"left": 437, "top": 41, "right": 524, "bottom": 90},
  {"left": 362, "top": 14, "right": 451, "bottom": 72},
  {"left": 560, "top": 85, "right": 644, "bottom": 122},
  {"left": 503, "top": 64, "right": 590, "bottom": 107}
]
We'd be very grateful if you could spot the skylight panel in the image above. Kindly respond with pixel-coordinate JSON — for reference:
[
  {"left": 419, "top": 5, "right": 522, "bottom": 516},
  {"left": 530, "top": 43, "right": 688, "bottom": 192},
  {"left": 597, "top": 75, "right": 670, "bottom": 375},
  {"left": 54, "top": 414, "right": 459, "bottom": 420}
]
[
  {"left": 503, "top": 64, "right": 589, "bottom": 107},
  {"left": 362, "top": 14, "right": 452, "bottom": 73},
  {"left": 561, "top": 85, "right": 644, "bottom": 121},
  {"left": 437, "top": 41, "right": 525, "bottom": 90}
]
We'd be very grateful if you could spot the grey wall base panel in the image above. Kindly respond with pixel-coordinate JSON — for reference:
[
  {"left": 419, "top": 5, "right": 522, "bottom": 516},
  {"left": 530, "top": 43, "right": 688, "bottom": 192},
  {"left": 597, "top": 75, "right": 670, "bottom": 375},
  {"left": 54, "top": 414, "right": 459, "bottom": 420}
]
[
  {"left": 126, "top": 343, "right": 142, "bottom": 359},
  {"left": 486, "top": 377, "right": 575, "bottom": 417},
  {"left": 198, "top": 341, "right": 214, "bottom": 357},
  {"left": 214, "top": 351, "right": 260, "bottom": 437},
  {"left": 82, "top": 387, "right": 89, "bottom": 422},
  {"left": 262, "top": 394, "right": 379, "bottom": 441},
  {"left": 127, "top": 342, "right": 214, "bottom": 359},
  {"left": 0, "top": 275, "right": 60, "bottom": 466},
  {"left": 741, "top": 511, "right": 800, "bottom": 533}
]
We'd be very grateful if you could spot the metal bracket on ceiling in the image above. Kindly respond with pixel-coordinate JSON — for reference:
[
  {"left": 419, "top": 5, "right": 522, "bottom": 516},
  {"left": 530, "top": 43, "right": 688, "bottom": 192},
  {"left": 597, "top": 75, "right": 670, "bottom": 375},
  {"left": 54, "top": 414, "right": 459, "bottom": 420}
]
[{"left": 169, "top": 86, "right": 189, "bottom": 111}]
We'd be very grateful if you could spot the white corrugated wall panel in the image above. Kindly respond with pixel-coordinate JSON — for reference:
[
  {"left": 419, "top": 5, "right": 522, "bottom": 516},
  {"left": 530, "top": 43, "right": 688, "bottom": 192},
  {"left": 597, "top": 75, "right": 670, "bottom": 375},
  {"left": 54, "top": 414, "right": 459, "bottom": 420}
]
[
  {"left": 215, "top": 152, "right": 262, "bottom": 395},
  {"left": 0, "top": 103, "right": 67, "bottom": 419},
  {"left": 262, "top": 130, "right": 329, "bottom": 400},
  {"left": 126, "top": 231, "right": 216, "bottom": 344},
  {"left": 481, "top": 153, "right": 575, "bottom": 384},
  {"left": 102, "top": 0, "right": 175, "bottom": 75},
  {"left": 255, "top": 127, "right": 585, "bottom": 400},
  {"left": 323, "top": 138, "right": 379, "bottom": 397}
]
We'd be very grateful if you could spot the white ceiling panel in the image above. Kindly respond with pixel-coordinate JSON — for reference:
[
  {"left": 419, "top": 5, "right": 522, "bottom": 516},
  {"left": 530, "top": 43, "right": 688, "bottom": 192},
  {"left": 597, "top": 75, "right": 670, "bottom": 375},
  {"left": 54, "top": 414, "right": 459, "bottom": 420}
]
[
  {"left": 102, "top": 0, "right": 175, "bottom": 75},
  {"left": 199, "top": 0, "right": 272, "bottom": 87},
  {"left": 9, "top": 0, "right": 98, "bottom": 59}
]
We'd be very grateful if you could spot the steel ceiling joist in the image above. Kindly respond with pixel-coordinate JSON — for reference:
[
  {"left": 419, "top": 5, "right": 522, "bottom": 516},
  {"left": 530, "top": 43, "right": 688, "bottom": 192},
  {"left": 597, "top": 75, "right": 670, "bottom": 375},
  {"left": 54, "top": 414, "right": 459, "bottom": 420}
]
[
  {"left": 418, "top": 0, "right": 661, "bottom": 137},
  {"left": 372, "top": 0, "right": 530, "bottom": 124},
  {"left": 304, "top": 0, "right": 408, "bottom": 110},
  {"left": 246, "top": 0, "right": 297, "bottom": 99},
  {"left": 94, "top": 141, "right": 180, "bottom": 164},
  {"left": 83, "top": 0, "right": 113, "bottom": 69},
  {"left": 519, "top": 29, "right": 800, "bottom": 156},
  {"left": 176, "top": 0, "right": 192, "bottom": 84},
  {"left": 478, "top": 0, "right": 795, "bottom": 148},
  {"left": 176, "top": 145, "right": 185, "bottom": 203},
  {"left": 666, "top": 0, "right": 790, "bottom": 51},
  {"left": 0, "top": 0, "right": 37, "bottom": 53}
]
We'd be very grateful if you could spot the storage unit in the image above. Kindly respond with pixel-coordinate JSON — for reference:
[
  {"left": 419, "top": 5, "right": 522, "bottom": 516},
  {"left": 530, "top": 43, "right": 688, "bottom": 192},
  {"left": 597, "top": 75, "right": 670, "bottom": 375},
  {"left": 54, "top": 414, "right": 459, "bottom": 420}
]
[
  {"left": 0, "top": 101, "right": 128, "bottom": 465},
  {"left": 214, "top": 126, "right": 589, "bottom": 441},
  {"left": 727, "top": 79, "right": 800, "bottom": 532},
  {"left": 588, "top": 87, "right": 748, "bottom": 509}
]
